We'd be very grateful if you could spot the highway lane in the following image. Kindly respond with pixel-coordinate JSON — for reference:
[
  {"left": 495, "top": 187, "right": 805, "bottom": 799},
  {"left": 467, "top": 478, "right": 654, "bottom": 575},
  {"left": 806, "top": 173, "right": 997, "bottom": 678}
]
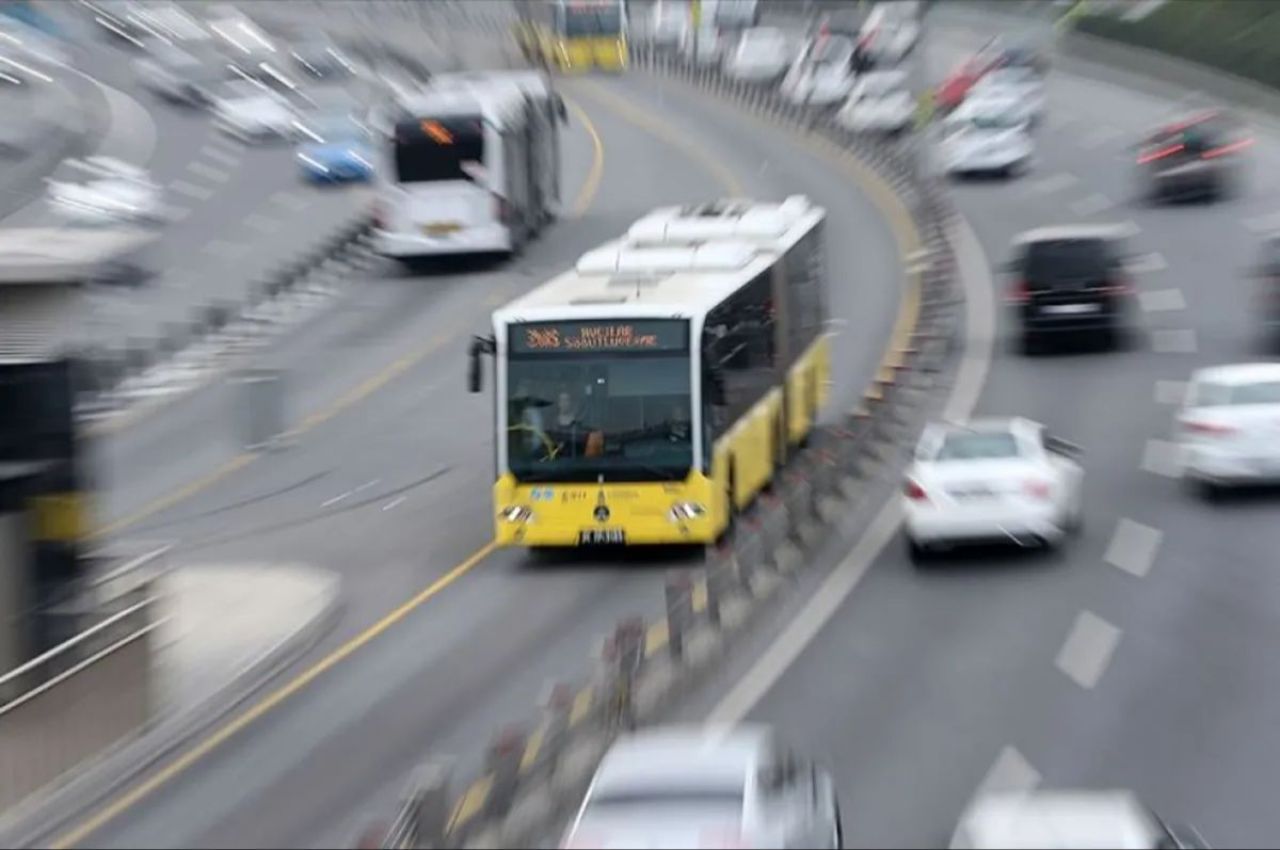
[
  {"left": 686, "top": 8, "right": 1280, "bottom": 849},
  {"left": 59, "top": 61, "right": 909, "bottom": 850}
]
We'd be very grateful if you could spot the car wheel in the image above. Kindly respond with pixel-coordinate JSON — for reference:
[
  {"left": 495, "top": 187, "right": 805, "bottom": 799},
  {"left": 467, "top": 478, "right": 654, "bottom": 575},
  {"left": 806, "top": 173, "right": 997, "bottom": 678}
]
[
  {"left": 1194, "top": 477, "right": 1224, "bottom": 503},
  {"left": 832, "top": 801, "right": 845, "bottom": 849},
  {"left": 906, "top": 535, "right": 929, "bottom": 564},
  {"left": 1020, "top": 331, "right": 1042, "bottom": 356}
]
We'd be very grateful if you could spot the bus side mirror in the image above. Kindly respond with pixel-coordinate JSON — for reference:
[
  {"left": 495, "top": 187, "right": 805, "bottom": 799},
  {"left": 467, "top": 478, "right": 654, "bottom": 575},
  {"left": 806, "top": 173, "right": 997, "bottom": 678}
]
[
  {"left": 467, "top": 335, "right": 495, "bottom": 393},
  {"left": 556, "top": 94, "right": 568, "bottom": 123}
]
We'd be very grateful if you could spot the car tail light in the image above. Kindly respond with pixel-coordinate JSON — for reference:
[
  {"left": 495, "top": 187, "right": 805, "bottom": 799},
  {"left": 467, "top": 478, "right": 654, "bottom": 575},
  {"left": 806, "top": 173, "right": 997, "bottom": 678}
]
[
  {"left": 1181, "top": 419, "right": 1236, "bottom": 437},
  {"left": 1007, "top": 279, "right": 1030, "bottom": 305},
  {"left": 904, "top": 479, "right": 928, "bottom": 501},
  {"left": 1095, "top": 278, "right": 1134, "bottom": 297},
  {"left": 1023, "top": 479, "right": 1052, "bottom": 500},
  {"left": 1137, "top": 142, "right": 1184, "bottom": 164},
  {"left": 1202, "top": 137, "right": 1254, "bottom": 159}
]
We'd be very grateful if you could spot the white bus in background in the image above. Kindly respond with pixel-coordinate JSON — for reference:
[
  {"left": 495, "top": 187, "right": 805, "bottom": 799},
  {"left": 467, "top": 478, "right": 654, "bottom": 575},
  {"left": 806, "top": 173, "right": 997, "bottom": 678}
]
[{"left": 373, "top": 78, "right": 561, "bottom": 264}]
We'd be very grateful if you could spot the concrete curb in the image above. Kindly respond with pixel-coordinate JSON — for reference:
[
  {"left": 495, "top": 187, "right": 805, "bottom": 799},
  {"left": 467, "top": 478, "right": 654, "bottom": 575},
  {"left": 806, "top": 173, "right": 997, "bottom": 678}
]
[
  {"left": 0, "top": 569, "right": 346, "bottom": 849},
  {"left": 360, "top": 43, "right": 965, "bottom": 850}
]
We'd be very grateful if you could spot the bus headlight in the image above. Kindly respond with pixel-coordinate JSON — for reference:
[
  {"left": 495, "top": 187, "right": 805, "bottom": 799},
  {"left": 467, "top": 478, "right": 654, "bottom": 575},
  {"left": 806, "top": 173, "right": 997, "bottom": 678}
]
[
  {"left": 668, "top": 502, "right": 707, "bottom": 522},
  {"left": 500, "top": 505, "right": 534, "bottom": 523}
]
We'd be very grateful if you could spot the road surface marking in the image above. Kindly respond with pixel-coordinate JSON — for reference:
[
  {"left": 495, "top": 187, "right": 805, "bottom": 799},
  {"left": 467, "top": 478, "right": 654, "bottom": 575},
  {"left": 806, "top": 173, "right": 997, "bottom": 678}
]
[
  {"left": 49, "top": 540, "right": 498, "bottom": 850},
  {"left": 1126, "top": 252, "right": 1168, "bottom": 274},
  {"left": 200, "top": 144, "right": 240, "bottom": 167},
  {"left": 1070, "top": 193, "right": 1114, "bottom": 216},
  {"left": 187, "top": 161, "right": 230, "bottom": 183},
  {"left": 974, "top": 745, "right": 1042, "bottom": 798},
  {"left": 566, "top": 99, "right": 604, "bottom": 217},
  {"left": 1080, "top": 125, "right": 1124, "bottom": 150},
  {"left": 1140, "top": 438, "right": 1183, "bottom": 479},
  {"left": 1104, "top": 518, "right": 1164, "bottom": 577},
  {"left": 271, "top": 192, "right": 310, "bottom": 212},
  {"left": 1139, "top": 287, "right": 1185, "bottom": 313},
  {"left": 1056, "top": 611, "right": 1121, "bottom": 690},
  {"left": 169, "top": 179, "right": 216, "bottom": 200},
  {"left": 1155, "top": 379, "right": 1187, "bottom": 405},
  {"left": 243, "top": 212, "right": 279, "bottom": 233},
  {"left": 382, "top": 496, "right": 406, "bottom": 511},
  {"left": 321, "top": 491, "right": 351, "bottom": 508},
  {"left": 708, "top": 216, "right": 994, "bottom": 725},
  {"left": 1025, "top": 173, "right": 1078, "bottom": 196},
  {"left": 1151, "top": 328, "right": 1198, "bottom": 353},
  {"left": 1243, "top": 211, "right": 1280, "bottom": 234}
]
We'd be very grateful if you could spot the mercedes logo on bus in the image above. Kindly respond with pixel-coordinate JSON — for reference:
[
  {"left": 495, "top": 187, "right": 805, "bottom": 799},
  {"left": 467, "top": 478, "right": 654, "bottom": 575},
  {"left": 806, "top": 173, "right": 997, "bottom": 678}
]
[{"left": 593, "top": 505, "right": 611, "bottom": 523}]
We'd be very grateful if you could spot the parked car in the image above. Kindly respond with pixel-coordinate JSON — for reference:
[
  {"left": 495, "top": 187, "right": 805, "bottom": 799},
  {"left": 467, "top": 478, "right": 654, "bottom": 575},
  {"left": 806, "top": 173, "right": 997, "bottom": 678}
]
[
  {"left": 723, "top": 26, "right": 790, "bottom": 84},
  {"left": 836, "top": 69, "right": 915, "bottom": 135},
  {"left": 940, "top": 99, "right": 1035, "bottom": 178},
  {"left": 780, "top": 34, "right": 857, "bottom": 107}
]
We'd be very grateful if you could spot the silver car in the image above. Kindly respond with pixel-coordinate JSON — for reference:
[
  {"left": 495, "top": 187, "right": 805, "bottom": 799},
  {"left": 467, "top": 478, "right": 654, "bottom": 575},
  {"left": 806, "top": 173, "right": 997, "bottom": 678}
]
[{"left": 562, "top": 725, "right": 843, "bottom": 849}]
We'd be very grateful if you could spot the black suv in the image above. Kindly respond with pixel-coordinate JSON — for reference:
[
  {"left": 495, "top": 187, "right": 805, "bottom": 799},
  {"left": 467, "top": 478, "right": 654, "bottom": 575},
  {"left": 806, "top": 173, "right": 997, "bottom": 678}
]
[
  {"left": 1005, "top": 226, "right": 1137, "bottom": 354},
  {"left": 1136, "top": 110, "right": 1250, "bottom": 203}
]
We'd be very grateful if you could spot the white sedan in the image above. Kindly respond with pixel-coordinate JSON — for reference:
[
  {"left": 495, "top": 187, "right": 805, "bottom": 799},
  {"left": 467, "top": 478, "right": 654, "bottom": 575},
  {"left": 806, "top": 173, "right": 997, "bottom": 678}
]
[
  {"left": 723, "top": 27, "right": 790, "bottom": 84},
  {"left": 903, "top": 417, "right": 1084, "bottom": 560},
  {"left": 649, "top": 0, "right": 691, "bottom": 50},
  {"left": 780, "top": 34, "right": 856, "bottom": 107},
  {"left": 940, "top": 97, "right": 1035, "bottom": 177},
  {"left": 836, "top": 69, "right": 915, "bottom": 134},
  {"left": 1176, "top": 362, "right": 1280, "bottom": 498},
  {"left": 562, "top": 725, "right": 842, "bottom": 849},
  {"left": 970, "top": 65, "right": 1046, "bottom": 126},
  {"left": 46, "top": 156, "right": 169, "bottom": 226},
  {"left": 211, "top": 78, "right": 301, "bottom": 142}
]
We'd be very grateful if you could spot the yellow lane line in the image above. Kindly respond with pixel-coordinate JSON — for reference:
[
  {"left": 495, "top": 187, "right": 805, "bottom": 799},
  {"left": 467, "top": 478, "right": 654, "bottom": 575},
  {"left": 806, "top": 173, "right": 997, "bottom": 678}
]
[
  {"left": 568, "top": 685, "right": 594, "bottom": 727},
  {"left": 518, "top": 724, "right": 547, "bottom": 774},
  {"left": 54, "top": 103, "right": 615, "bottom": 850},
  {"left": 644, "top": 619, "right": 670, "bottom": 657},
  {"left": 51, "top": 541, "right": 498, "bottom": 850},
  {"left": 565, "top": 97, "right": 605, "bottom": 217},
  {"left": 568, "top": 78, "right": 746, "bottom": 196},
  {"left": 446, "top": 773, "right": 494, "bottom": 834}
]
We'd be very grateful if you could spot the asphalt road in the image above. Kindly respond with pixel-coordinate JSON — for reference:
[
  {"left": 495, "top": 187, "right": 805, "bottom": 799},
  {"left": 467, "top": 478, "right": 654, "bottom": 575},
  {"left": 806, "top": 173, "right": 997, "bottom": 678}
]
[
  {"left": 678, "top": 7, "right": 1280, "bottom": 850},
  {"left": 59, "top": 34, "right": 907, "bottom": 850}
]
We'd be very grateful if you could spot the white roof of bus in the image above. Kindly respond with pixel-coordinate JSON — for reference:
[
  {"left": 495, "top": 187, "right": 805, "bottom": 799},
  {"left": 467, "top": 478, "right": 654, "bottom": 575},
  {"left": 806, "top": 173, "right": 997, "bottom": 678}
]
[{"left": 492, "top": 197, "right": 824, "bottom": 326}]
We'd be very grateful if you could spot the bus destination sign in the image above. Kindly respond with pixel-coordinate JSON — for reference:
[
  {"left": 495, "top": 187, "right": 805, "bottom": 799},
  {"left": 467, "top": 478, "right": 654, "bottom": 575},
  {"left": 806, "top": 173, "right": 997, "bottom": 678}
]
[{"left": 511, "top": 320, "right": 687, "bottom": 354}]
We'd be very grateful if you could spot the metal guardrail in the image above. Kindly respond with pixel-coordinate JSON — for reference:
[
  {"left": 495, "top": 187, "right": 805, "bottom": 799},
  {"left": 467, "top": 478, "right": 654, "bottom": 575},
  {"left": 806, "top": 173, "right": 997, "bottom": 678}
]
[{"left": 358, "top": 36, "right": 964, "bottom": 850}]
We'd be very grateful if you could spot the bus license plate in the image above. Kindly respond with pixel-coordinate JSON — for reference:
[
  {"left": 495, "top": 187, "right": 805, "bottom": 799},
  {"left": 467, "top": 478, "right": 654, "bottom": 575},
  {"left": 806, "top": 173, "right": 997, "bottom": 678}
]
[
  {"left": 579, "top": 529, "right": 625, "bottom": 545},
  {"left": 423, "top": 222, "right": 460, "bottom": 236}
]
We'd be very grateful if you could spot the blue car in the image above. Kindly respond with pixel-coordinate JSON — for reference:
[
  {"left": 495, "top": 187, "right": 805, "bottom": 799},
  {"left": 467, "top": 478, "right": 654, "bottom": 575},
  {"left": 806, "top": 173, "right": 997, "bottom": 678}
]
[{"left": 295, "top": 114, "right": 375, "bottom": 183}]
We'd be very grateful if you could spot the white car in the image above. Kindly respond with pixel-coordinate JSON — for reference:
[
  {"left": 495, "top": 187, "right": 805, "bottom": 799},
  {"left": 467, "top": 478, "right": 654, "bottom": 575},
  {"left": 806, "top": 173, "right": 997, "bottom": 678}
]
[
  {"left": 951, "top": 790, "right": 1207, "bottom": 849},
  {"left": 836, "top": 69, "right": 915, "bottom": 134},
  {"left": 903, "top": 417, "right": 1084, "bottom": 560},
  {"left": 940, "top": 98, "right": 1035, "bottom": 177},
  {"left": 1176, "top": 362, "right": 1280, "bottom": 498},
  {"left": 649, "top": 1, "right": 691, "bottom": 50},
  {"left": 780, "top": 34, "right": 856, "bottom": 107},
  {"left": 971, "top": 66, "right": 1046, "bottom": 126},
  {"left": 133, "top": 42, "right": 225, "bottom": 106},
  {"left": 723, "top": 27, "right": 790, "bottom": 84},
  {"left": 211, "top": 78, "right": 300, "bottom": 142},
  {"left": 46, "top": 156, "right": 168, "bottom": 226},
  {"left": 859, "top": 5, "right": 919, "bottom": 65},
  {"left": 562, "top": 725, "right": 842, "bottom": 849}
]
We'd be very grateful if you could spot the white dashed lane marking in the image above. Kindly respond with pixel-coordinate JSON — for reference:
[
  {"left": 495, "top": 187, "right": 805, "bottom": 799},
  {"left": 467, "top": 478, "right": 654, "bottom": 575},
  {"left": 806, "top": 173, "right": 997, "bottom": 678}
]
[
  {"left": 974, "top": 746, "right": 1042, "bottom": 798},
  {"left": 244, "top": 212, "right": 280, "bottom": 233},
  {"left": 1026, "top": 173, "right": 1079, "bottom": 196},
  {"left": 1243, "top": 211, "right": 1280, "bottom": 234},
  {"left": 169, "top": 179, "right": 216, "bottom": 200},
  {"left": 1140, "top": 439, "right": 1183, "bottom": 479},
  {"left": 1056, "top": 611, "right": 1122, "bottom": 690},
  {"left": 1155, "top": 380, "right": 1187, "bottom": 405},
  {"left": 1152, "top": 328, "right": 1198, "bottom": 353},
  {"left": 270, "top": 191, "right": 309, "bottom": 212},
  {"left": 1070, "top": 193, "right": 1114, "bottom": 216},
  {"left": 187, "top": 161, "right": 230, "bottom": 183},
  {"left": 1105, "top": 517, "right": 1164, "bottom": 576},
  {"left": 200, "top": 145, "right": 241, "bottom": 167},
  {"left": 1139, "top": 288, "right": 1186, "bottom": 313}
]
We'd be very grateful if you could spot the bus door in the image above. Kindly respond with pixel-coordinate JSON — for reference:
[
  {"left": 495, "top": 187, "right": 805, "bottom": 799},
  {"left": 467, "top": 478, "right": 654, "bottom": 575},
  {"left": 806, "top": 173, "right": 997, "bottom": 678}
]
[{"left": 392, "top": 115, "right": 497, "bottom": 239}]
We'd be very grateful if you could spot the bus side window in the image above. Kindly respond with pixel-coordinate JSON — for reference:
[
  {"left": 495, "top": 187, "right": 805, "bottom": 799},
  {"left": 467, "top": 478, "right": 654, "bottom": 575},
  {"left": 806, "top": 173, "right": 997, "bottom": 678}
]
[{"left": 701, "top": 268, "right": 776, "bottom": 439}]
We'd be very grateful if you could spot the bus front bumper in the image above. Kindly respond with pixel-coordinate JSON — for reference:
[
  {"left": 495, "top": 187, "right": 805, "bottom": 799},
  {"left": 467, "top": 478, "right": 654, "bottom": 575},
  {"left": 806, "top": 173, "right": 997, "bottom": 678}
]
[
  {"left": 375, "top": 226, "right": 513, "bottom": 258},
  {"left": 495, "top": 519, "right": 716, "bottom": 547}
]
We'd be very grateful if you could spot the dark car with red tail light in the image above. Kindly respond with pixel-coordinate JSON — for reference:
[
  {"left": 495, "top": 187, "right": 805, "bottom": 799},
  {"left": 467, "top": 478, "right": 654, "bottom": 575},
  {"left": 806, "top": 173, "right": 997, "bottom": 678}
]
[
  {"left": 1136, "top": 110, "right": 1251, "bottom": 203},
  {"left": 1004, "top": 225, "right": 1139, "bottom": 354}
]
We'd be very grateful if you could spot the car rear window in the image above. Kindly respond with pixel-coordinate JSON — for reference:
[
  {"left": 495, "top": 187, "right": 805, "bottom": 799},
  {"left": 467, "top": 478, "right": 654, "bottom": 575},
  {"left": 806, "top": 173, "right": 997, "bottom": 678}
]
[
  {"left": 1022, "top": 238, "right": 1114, "bottom": 285},
  {"left": 1195, "top": 380, "right": 1280, "bottom": 407},
  {"left": 934, "top": 432, "right": 1022, "bottom": 461},
  {"left": 589, "top": 788, "right": 745, "bottom": 808},
  {"left": 1148, "top": 115, "right": 1231, "bottom": 155}
]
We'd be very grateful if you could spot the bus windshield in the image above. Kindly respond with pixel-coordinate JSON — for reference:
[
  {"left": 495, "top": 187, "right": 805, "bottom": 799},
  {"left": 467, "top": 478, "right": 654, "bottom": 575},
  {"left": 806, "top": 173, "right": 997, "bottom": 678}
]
[
  {"left": 393, "top": 115, "right": 484, "bottom": 184},
  {"left": 506, "top": 320, "right": 693, "bottom": 483},
  {"left": 560, "top": 3, "right": 624, "bottom": 37}
]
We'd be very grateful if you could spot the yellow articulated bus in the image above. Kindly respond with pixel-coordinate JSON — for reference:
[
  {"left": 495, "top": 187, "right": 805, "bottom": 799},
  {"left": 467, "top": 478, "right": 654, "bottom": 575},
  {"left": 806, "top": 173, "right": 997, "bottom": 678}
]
[
  {"left": 516, "top": 0, "right": 629, "bottom": 74},
  {"left": 467, "top": 196, "right": 830, "bottom": 548}
]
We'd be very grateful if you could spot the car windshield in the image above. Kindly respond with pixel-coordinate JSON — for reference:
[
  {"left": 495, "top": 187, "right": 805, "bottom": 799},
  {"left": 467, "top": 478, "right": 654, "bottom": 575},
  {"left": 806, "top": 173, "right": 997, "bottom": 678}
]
[
  {"left": 589, "top": 787, "right": 744, "bottom": 808},
  {"left": 811, "top": 36, "right": 853, "bottom": 66},
  {"left": 1023, "top": 238, "right": 1113, "bottom": 284},
  {"left": 740, "top": 30, "right": 784, "bottom": 53},
  {"left": 1148, "top": 114, "right": 1231, "bottom": 156},
  {"left": 861, "top": 73, "right": 904, "bottom": 97},
  {"left": 962, "top": 104, "right": 1023, "bottom": 130},
  {"left": 934, "top": 431, "right": 1022, "bottom": 461},
  {"left": 1194, "top": 380, "right": 1280, "bottom": 407},
  {"left": 986, "top": 67, "right": 1036, "bottom": 87},
  {"left": 505, "top": 320, "right": 693, "bottom": 483}
]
